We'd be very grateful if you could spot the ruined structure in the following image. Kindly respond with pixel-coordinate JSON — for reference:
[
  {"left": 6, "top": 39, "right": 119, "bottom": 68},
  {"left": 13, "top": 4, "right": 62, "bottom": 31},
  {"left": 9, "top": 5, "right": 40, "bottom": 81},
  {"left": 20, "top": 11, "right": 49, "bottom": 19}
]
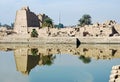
[
  {"left": 48, "top": 20, "right": 120, "bottom": 37},
  {"left": 14, "top": 6, "right": 49, "bottom": 35},
  {"left": 0, "top": 6, "right": 120, "bottom": 43},
  {"left": 109, "top": 65, "right": 120, "bottom": 82},
  {"left": 13, "top": 6, "right": 120, "bottom": 38}
]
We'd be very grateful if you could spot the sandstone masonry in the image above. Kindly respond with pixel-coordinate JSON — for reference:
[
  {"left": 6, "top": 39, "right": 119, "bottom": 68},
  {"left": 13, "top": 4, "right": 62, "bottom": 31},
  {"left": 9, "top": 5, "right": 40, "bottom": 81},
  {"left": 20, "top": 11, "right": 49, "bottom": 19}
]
[
  {"left": 14, "top": 6, "right": 49, "bottom": 35},
  {"left": 109, "top": 65, "right": 120, "bottom": 82}
]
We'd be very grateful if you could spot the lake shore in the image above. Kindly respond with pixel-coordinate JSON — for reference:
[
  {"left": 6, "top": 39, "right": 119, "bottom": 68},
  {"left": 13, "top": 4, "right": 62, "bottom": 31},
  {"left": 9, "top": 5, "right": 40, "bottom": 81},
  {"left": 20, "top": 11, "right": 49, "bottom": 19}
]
[{"left": 1, "top": 37, "right": 120, "bottom": 44}]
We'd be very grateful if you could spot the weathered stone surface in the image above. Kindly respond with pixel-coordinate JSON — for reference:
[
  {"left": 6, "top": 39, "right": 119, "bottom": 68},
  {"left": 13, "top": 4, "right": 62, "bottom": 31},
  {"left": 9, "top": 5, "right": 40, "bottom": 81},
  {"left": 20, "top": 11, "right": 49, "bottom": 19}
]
[
  {"left": 112, "top": 65, "right": 120, "bottom": 70},
  {"left": 109, "top": 78, "right": 115, "bottom": 82},
  {"left": 115, "top": 78, "right": 120, "bottom": 82},
  {"left": 14, "top": 6, "right": 49, "bottom": 35},
  {"left": 110, "top": 65, "right": 120, "bottom": 82},
  {"left": 111, "top": 70, "right": 118, "bottom": 74}
]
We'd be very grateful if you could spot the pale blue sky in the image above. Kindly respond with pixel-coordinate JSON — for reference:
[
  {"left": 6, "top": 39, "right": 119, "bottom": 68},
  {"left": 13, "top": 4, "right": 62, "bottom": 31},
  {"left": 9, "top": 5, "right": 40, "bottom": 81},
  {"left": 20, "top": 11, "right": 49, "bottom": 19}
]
[{"left": 0, "top": 0, "right": 120, "bottom": 25}]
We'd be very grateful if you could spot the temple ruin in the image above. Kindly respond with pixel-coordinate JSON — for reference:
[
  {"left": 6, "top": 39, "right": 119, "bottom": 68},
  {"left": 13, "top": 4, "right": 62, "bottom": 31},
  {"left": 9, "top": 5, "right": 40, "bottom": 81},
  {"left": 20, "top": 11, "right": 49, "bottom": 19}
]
[
  {"left": 12, "top": 6, "right": 120, "bottom": 38},
  {"left": 0, "top": 6, "right": 120, "bottom": 44},
  {"left": 14, "top": 6, "right": 49, "bottom": 35}
]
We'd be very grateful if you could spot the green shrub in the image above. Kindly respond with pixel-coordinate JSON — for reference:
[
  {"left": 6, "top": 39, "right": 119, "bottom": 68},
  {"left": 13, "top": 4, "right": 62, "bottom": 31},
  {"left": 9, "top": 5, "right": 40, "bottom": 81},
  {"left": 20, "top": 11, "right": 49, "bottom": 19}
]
[{"left": 31, "top": 29, "right": 38, "bottom": 37}]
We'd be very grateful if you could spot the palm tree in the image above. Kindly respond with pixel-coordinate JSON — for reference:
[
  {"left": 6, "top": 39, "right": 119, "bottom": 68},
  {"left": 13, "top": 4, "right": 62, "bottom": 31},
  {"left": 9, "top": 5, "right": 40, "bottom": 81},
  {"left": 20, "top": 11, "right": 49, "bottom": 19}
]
[
  {"left": 43, "top": 18, "right": 53, "bottom": 28},
  {"left": 41, "top": 55, "right": 56, "bottom": 66},
  {"left": 43, "top": 18, "right": 53, "bottom": 33},
  {"left": 78, "top": 14, "right": 92, "bottom": 27}
]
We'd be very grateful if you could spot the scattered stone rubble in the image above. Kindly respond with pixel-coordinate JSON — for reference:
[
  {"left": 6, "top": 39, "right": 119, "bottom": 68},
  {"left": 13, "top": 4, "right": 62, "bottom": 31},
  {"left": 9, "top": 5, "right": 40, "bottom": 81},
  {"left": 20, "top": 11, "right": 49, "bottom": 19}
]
[{"left": 109, "top": 65, "right": 120, "bottom": 82}]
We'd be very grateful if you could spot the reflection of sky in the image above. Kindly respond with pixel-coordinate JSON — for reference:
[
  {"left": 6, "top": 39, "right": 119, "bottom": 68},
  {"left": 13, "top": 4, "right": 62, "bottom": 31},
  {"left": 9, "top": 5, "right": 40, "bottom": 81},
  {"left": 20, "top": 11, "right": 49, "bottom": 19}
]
[
  {"left": 29, "top": 54, "right": 120, "bottom": 82},
  {"left": 0, "top": 52, "right": 120, "bottom": 82},
  {"left": 0, "top": 51, "right": 29, "bottom": 82}
]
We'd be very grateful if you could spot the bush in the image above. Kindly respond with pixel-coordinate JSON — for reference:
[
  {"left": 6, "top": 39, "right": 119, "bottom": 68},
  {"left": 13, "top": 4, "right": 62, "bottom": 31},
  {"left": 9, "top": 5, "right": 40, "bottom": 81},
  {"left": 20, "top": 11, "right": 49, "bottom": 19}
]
[
  {"left": 31, "top": 48, "right": 38, "bottom": 56},
  {"left": 31, "top": 29, "right": 38, "bottom": 37}
]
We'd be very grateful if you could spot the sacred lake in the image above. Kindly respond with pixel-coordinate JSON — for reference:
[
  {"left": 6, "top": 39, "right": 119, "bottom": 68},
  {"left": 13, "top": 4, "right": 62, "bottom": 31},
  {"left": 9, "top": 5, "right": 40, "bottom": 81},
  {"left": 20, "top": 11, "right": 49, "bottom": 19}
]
[{"left": 0, "top": 44, "right": 120, "bottom": 82}]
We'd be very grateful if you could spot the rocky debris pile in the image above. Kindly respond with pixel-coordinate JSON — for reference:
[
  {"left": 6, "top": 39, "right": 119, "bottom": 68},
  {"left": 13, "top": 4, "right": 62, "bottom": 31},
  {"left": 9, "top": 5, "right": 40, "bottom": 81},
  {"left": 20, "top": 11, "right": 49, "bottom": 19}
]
[
  {"left": 47, "top": 20, "right": 119, "bottom": 37},
  {"left": 109, "top": 65, "right": 120, "bottom": 82}
]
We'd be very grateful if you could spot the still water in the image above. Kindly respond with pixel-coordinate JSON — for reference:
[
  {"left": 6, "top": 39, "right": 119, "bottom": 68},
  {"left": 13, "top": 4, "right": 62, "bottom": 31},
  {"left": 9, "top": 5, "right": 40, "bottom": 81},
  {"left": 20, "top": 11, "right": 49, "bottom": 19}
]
[{"left": 0, "top": 44, "right": 120, "bottom": 82}]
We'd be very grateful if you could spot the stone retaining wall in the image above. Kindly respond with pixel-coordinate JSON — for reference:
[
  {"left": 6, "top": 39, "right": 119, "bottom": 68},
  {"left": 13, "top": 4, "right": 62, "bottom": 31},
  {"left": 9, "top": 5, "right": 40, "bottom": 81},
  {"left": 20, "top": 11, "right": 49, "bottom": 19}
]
[
  {"left": 0, "top": 37, "right": 76, "bottom": 44},
  {"left": 1, "top": 37, "right": 120, "bottom": 44},
  {"left": 78, "top": 37, "right": 120, "bottom": 44}
]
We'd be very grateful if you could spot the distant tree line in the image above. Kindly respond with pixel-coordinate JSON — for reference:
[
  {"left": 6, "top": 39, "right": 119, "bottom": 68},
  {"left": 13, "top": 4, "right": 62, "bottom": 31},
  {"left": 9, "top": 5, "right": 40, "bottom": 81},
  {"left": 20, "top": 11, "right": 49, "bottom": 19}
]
[
  {"left": 42, "top": 14, "right": 92, "bottom": 28},
  {"left": 54, "top": 23, "right": 64, "bottom": 28},
  {"left": 0, "top": 22, "right": 14, "bottom": 29},
  {"left": 42, "top": 17, "right": 65, "bottom": 28}
]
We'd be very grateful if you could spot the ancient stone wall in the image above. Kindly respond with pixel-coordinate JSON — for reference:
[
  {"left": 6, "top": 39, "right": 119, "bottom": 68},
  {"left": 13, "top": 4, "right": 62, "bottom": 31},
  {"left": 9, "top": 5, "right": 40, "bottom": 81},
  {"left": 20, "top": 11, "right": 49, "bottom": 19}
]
[
  {"left": 27, "top": 11, "right": 40, "bottom": 27},
  {"left": 14, "top": 7, "right": 40, "bottom": 34},
  {"left": 14, "top": 6, "right": 49, "bottom": 36},
  {"left": 14, "top": 7, "right": 28, "bottom": 34},
  {"left": 114, "top": 24, "right": 120, "bottom": 34}
]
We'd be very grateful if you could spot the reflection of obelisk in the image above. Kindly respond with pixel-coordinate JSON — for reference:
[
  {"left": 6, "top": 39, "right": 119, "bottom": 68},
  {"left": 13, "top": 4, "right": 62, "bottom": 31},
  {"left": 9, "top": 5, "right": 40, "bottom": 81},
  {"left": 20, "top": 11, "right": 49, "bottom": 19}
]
[
  {"left": 14, "top": 48, "right": 40, "bottom": 75},
  {"left": 14, "top": 48, "right": 29, "bottom": 75}
]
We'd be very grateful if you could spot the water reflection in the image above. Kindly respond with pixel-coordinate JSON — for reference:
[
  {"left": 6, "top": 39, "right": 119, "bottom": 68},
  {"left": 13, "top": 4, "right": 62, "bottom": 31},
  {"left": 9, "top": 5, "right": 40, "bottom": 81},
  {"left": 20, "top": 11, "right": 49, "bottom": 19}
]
[
  {"left": 79, "top": 55, "right": 91, "bottom": 64},
  {"left": 14, "top": 47, "right": 56, "bottom": 75},
  {"left": 0, "top": 44, "right": 120, "bottom": 76}
]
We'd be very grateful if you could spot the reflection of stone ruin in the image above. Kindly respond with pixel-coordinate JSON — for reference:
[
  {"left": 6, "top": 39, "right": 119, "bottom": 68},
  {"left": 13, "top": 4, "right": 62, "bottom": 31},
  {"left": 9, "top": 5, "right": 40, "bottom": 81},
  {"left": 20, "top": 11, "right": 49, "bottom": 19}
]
[
  {"left": 109, "top": 65, "right": 120, "bottom": 82},
  {"left": 14, "top": 47, "right": 55, "bottom": 75},
  {"left": 1, "top": 44, "right": 119, "bottom": 60},
  {"left": 0, "top": 44, "right": 120, "bottom": 75},
  {"left": 1, "top": 6, "right": 120, "bottom": 39}
]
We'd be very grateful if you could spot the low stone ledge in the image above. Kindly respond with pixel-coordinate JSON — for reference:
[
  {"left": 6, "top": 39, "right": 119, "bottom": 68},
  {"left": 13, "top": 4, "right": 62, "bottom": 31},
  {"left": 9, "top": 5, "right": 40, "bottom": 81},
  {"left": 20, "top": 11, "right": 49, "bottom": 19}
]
[{"left": 1, "top": 37, "right": 120, "bottom": 44}]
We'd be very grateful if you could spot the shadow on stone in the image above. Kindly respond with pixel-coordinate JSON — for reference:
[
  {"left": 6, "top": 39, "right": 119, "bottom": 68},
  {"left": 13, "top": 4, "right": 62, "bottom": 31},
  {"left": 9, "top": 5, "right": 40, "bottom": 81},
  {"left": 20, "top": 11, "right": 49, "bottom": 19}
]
[{"left": 76, "top": 38, "right": 81, "bottom": 48}]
